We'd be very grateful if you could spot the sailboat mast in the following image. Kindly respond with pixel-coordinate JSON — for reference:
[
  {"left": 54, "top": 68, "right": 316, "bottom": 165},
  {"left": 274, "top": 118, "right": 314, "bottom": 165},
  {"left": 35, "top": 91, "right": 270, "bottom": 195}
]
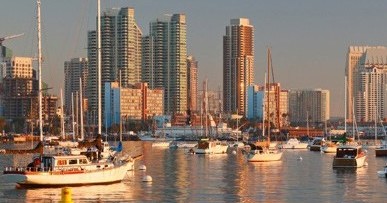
[
  {"left": 119, "top": 70, "right": 122, "bottom": 142},
  {"left": 204, "top": 79, "right": 208, "bottom": 137},
  {"left": 60, "top": 89, "right": 65, "bottom": 139},
  {"left": 71, "top": 92, "right": 75, "bottom": 140},
  {"left": 97, "top": 0, "right": 102, "bottom": 134},
  {"left": 263, "top": 73, "right": 266, "bottom": 137},
  {"left": 344, "top": 76, "right": 347, "bottom": 133},
  {"left": 79, "top": 78, "right": 84, "bottom": 140},
  {"left": 267, "top": 48, "right": 271, "bottom": 144},
  {"left": 37, "top": 0, "right": 43, "bottom": 141}
]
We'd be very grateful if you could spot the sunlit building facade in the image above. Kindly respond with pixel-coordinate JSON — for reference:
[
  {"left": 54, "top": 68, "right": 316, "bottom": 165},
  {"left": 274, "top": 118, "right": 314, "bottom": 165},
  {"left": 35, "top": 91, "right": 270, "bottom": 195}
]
[{"left": 223, "top": 18, "right": 254, "bottom": 115}]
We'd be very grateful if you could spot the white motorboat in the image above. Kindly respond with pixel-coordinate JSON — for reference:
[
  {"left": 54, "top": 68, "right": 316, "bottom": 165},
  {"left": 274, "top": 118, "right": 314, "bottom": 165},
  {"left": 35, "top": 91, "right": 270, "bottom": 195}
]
[
  {"left": 377, "top": 164, "right": 387, "bottom": 178},
  {"left": 281, "top": 138, "right": 308, "bottom": 149},
  {"left": 332, "top": 145, "right": 367, "bottom": 168},
  {"left": 193, "top": 138, "right": 228, "bottom": 154},
  {"left": 308, "top": 137, "right": 324, "bottom": 151},
  {"left": 152, "top": 141, "right": 172, "bottom": 148},
  {"left": 3, "top": 153, "right": 134, "bottom": 188}
]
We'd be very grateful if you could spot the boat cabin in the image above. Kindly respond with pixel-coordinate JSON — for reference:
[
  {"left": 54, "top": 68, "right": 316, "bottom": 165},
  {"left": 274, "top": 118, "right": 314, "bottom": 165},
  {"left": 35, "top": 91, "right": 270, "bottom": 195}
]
[{"left": 335, "top": 146, "right": 363, "bottom": 158}]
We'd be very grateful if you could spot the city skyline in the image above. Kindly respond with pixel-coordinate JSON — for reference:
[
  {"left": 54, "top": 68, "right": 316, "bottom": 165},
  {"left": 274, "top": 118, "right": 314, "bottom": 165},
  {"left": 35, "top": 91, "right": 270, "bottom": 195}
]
[{"left": 1, "top": 0, "right": 387, "bottom": 117}]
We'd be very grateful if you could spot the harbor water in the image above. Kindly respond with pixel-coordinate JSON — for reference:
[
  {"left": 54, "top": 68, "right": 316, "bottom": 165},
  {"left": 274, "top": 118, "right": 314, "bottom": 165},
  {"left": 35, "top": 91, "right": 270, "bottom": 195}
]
[{"left": 1, "top": 141, "right": 387, "bottom": 202}]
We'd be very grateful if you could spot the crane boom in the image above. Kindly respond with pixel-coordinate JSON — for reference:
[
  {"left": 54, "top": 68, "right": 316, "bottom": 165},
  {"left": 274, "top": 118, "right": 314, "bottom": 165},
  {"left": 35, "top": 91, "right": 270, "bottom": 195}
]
[{"left": 0, "top": 33, "right": 24, "bottom": 44}]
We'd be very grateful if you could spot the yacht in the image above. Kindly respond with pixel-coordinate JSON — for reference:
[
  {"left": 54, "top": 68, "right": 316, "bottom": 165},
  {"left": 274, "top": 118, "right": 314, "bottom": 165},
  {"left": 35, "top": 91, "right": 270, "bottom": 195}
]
[
  {"left": 281, "top": 138, "right": 308, "bottom": 149},
  {"left": 3, "top": 153, "right": 134, "bottom": 188},
  {"left": 332, "top": 145, "right": 367, "bottom": 168}
]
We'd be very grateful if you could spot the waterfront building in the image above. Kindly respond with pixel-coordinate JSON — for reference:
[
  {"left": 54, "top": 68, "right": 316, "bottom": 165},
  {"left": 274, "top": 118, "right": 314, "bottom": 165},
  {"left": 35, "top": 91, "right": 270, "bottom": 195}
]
[
  {"left": 346, "top": 46, "right": 387, "bottom": 122},
  {"left": 247, "top": 83, "right": 288, "bottom": 127},
  {"left": 87, "top": 7, "right": 142, "bottom": 125},
  {"left": 223, "top": 18, "right": 254, "bottom": 115},
  {"left": 142, "top": 14, "right": 187, "bottom": 114},
  {"left": 2, "top": 57, "right": 38, "bottom": 120},
  {"left": 104, "top": 82, "right": 163, "bottom": 128},
  {"left": 187, "top": 56, "right": 198, "bottom": 112},
  {"left": 288, "top": 89, "right": 330, "bottom": 125},
  {"left": 64, "top": 58, "right": 88, "bottom": 115}
]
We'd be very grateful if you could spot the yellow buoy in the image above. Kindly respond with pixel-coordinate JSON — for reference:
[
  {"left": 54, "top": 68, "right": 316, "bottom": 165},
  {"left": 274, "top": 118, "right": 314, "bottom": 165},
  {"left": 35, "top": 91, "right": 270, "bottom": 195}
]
[{"left": 60, "top": 187, "right": 73, "bottom": 203}]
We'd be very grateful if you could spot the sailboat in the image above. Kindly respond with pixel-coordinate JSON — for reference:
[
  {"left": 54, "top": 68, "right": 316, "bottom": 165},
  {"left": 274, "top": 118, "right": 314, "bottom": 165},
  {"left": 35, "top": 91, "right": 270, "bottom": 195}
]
[
  {"left": 193, "top": 79, "right": 228, "bottom": 154},
  {"left": 246, "top": 48, "right": 282, "bottom": 162}
]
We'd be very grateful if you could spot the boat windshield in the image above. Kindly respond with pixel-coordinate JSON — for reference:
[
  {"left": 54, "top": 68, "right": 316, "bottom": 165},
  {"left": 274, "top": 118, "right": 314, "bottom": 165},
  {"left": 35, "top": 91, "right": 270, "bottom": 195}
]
[
  {"left": 198, "top": 141, "right": 209, "bottom": 149},
  {"left": 336, "top": 148, "right": 357, "bottom": 158}
]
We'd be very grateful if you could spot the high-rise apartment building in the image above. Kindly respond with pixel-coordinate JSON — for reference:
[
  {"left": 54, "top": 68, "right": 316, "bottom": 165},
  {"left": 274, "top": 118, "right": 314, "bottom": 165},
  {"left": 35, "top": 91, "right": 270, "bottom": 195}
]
[
  {"left": 346, "top": 46, "right": 387, "bottom": 122},
  {"left": 87, "top": 7, "right": 142, "bottom": 124},
  {"left": 64, "top": 58, "right": 88, "bottom": 114},
  {"left": 288, "top": 89, "right": 330, "bottom": 124},
  {"left": 142, "top": 14, "right": 187, "bottom": 114},
  {"left": 187, "top": 56, "right": 198, "bottom": 112},
  {"left": 223, "top": 18, "right": 254, "bottom": 115}
]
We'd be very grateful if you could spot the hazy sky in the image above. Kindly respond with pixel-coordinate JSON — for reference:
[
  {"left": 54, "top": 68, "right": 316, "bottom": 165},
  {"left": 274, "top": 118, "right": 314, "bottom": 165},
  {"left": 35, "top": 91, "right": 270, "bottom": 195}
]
[{"left": 1, "top": 0, "right": 387, "bottom": 117}]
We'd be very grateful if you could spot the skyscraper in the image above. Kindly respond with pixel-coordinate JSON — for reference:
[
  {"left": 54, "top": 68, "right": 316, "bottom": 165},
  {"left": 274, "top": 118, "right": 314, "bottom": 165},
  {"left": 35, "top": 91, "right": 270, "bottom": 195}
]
[
  {"left": 223, "top": 18, "right": 254, "bottom": 115},
  {"left": 64, "top": 58, "right": 88, "bottom": 114},
  {"left": 187, "top": 55, "right": 198, "bottom": 112},
  {"left": 142, "top": 14, "right": 187, "bottom": 114},
  {"left": 87, "top": 7, "right": 142, "bottom": 124},
  {"left": 346, "top": 46, "right": 387, "bottom": 122}
]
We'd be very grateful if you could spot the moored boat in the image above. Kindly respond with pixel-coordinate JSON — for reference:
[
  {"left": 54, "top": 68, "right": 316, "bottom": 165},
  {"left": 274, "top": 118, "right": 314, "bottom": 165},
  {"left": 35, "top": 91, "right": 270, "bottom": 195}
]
[
  {"left": 332, "top": 145, "right": 367, "bottom": 168},
  {"left": 308, "top": 137, "right": 323, "bottom": 151},
  {"left": 321, "top": 141, "right": 341, "bottom": 153},
  {"left": 375, "top": 144, "right": 387, "bottom": 156},
  {"left": 3, "top": 153, "right": 134, "bottom": 188},
  {"left": 281, "top": 138, "right": 308, "bottom": 149},
  {"left": 193, "top": 138, "right": 228, "bottom": 154},
  {"left": 246, "top": 144, "right": 283, "bottom": 162},
  {"left": 377, "top": 164, "right": 387, "bottom": 178}
]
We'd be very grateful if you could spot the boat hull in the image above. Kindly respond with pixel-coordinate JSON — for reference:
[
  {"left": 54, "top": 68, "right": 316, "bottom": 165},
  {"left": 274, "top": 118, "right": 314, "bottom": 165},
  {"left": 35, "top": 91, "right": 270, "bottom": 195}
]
[
  {"left": 194, "top": 145, "right": 228, "bottom": 154},
  {"left": 4, "top": 161, "right": 133, "bottom": 188},
  {"left": 309, "top": 145, "right": 321, "bottom": 151},
  {"left": 321, "top": 146, "right": 337, "bottom": 153},
  {"left": 281, "top": 143, "right": 308, "bottom": 149},
  {"left": 332, "top": 155, "right": 366, "bottom": 168},
  {"left": 247, "top": 151, "right": 283, "bottom": 162},
  {"left": 375, "top": 147, "right": 387, "bottom": 157}
]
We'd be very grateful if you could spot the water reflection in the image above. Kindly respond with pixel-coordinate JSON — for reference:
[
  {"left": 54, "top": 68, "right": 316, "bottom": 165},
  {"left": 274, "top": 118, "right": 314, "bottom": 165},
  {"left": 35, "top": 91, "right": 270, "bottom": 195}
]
[
  {"left": 24, "top": 182, "right": 134, "bottom": 202},
  {"left": 1, "top": 143, "right": 387, "bottom": 202}
]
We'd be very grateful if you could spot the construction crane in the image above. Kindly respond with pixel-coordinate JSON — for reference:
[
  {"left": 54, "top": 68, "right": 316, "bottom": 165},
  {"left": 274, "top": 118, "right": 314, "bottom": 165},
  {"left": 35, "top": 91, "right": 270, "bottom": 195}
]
[{"left": 0, "top": 33, "right": 24, "bottom": 46}]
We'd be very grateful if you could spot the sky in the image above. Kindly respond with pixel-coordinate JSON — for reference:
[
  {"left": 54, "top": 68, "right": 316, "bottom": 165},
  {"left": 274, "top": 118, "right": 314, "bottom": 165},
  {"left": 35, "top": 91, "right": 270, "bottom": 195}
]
[{"left": 1, "top": 0, "right": 387, "bottom": 117}]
